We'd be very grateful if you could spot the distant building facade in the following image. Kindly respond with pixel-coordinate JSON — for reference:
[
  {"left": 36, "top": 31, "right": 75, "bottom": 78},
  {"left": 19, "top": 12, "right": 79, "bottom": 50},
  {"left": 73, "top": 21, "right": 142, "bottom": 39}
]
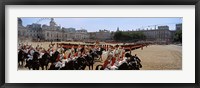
[
  {"left": 89, "top": 29, "right": 111, "bottom": 41},
  {"left": 18, "top": 18, "right": 90, "bottom": 42},
  {"left": 141, "top": 26, "right": 171, "bottom": 42},
  {"left": 126, "top": 25, "right": 181, "bottom": 43},
  {"left": 18, "top": 18, "right": 181, "bottom": 43}
]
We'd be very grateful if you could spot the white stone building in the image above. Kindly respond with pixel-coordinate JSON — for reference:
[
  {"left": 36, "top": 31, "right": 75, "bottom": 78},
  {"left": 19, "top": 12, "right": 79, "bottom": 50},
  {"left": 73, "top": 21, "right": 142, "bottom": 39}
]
[
  {"left": 130, "top": 25, "right": 173, "bottom": 43},
  {"left": 89, "top": 29, "right": 111, "bottom": 41},
  {"left": 18, "top": 18, "right": 89, "bottom": 42}
]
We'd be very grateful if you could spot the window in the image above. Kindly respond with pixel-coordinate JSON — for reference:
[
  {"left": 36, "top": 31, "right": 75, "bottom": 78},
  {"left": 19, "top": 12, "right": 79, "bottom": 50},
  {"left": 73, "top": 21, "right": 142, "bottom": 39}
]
[{"left": 47, "top": 32, "right": 49, "bottom": 37}]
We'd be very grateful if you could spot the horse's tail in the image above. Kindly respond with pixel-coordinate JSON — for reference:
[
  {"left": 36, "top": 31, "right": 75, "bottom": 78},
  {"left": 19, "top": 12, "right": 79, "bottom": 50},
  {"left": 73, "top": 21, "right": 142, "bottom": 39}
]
[
  {"left": 95, "top": 65, "right": 103, "bottom": 70},
  {"left": 138, "top": 62, "right": 142, "bottom": 68}
]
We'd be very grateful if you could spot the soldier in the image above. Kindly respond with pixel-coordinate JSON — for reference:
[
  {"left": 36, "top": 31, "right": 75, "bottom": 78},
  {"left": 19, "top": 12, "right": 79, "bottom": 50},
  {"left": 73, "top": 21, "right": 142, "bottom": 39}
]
[
  {"left": 57, "top": 44, "right": 64, "bottom": 54},
  {"left": 76, "top": 44, "right": 82, "bottom": 57},
  {"left": 121, "top": 47, "right": 126, "bottom": 59},
  {"left": 63, "top": 50, "right": 68, "bottom": 60},
  {"left": 113, "top": 45, "right": 119, "bottom": 56},
  {"left": 82, "top": 45, "right": 88, "bottom": 56},
  {"left": 27, "top": 47, "right": 34, "bottom": 61},
  {"left": 107, "top": 45, "right": 112, "bottom": 56},
  {"left": 103, "top": 52, "right": 113, "bottom": 70},
  {"left": 68, "top": 46, "right": 75, "bottom": 59},
  {"left": 54, "top": 58, "right": 63, "bottom": 70},
  {"left": 97, "top": 45, "right": 104, "bottom": 61},
  {"left": 49, "top": 49, "right": 54, "bottom": 57}
]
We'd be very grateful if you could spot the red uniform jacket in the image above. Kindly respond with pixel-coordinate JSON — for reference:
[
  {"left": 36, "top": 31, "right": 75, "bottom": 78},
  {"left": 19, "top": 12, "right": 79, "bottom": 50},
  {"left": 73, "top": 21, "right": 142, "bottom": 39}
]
[
  {"left": 103, "top": 60, "right": 109, "bottom": 69},
  {"left": 56, "top": 55, "right": 60, "bottom": 61},
  {"left": 63, "top": 54, "right": 67, "bottom": 59},
  {"left": 111, "top": 58, "right": 116, "bottom": 66},
  {"left": 68, "top": 53, "right": 71, "bottom": 58},
  {"left": 74, "top": 52, "right": 78, "bottom": 57}
]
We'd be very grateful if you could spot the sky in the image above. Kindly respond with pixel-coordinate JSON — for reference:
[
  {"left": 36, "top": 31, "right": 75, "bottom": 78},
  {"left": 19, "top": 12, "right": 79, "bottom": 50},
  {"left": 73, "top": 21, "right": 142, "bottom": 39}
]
[{"left": 20, "top": 17, "right": 182, "bottom": 32}]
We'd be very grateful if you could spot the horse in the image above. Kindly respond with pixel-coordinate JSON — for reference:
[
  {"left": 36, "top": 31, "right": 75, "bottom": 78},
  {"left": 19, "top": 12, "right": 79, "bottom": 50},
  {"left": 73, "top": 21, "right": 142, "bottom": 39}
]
[
  {"left": 49, "top": 61, "right": 61, "bottom": 70},
  {"left": 90, "top": 51, "right": 98, "bottom": 60},
  {"left": 32, "top": 52, "right": 40, "bottom": 70},
  {"left": 95, "top": 53, "right": 142, "bottom": 70},
  {"left": 59, "top": 57, "right": 86, "bottom": 70},
  {"left": 18, "top": 49, "right": 29, "bottom": 67},
  {"left": 128, "top": 55, "right": 142, "bottom": 70},
  {"left": 95, "top": 65, "right": 104, "bottom": 70},
  {"left": 39, "top": 53, "right": 50, "bottom": 70},
  {"left": 48, "top": 51, "right": 63, "bottom": 70},
  {"left": 50, "top": 51, "right": 59, "bottom": 64},
  {"left": 62, "top": 60, "right": 76, "bottom": 70},
  {"left": 95, "top": 48, "right": 105, "bottom": 61},
  {"left": 83, "top": 54, "right": 95, "bottom": 70},
  {"left": 95, "top": 62, "right": 130, "bottom": 70},
  {"left": 117, "top": 62, "right": 130, "bottom": 70},
  {"left": 124, "top": 53, "right": 142, "bottom": 70},
  {"left": 73, "top": 57, "right": 87, "bottom": 70},
  {"left": 60, "top": 53, "right": 95, "bottom": 70}
]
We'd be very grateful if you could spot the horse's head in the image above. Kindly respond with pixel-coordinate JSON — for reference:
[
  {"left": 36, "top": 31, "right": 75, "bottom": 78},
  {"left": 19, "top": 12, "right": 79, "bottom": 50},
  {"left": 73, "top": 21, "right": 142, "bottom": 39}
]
[
  {"left": 33, "top": 52, "right": 40, "bottom": 57},
  {"left": 130, "top": 56, "right": 136, "bottom": 62},
  {"left": 125, "top": 53, "right": 132, "bottom": 58},
  {"left": 90, "top": 52, "right": 98, "bottom": 58},
  {"left": 18, "top": 49, "right": 25, "bottom": 56},
  {"left": 43, "top": 53, "right": 51, "bottom": 59},
  {"left": 52, "top": 51, "right": 59, "bottom": 59},
  {"left": 54, "top": 51, "right": 59, "bottom": 56}
]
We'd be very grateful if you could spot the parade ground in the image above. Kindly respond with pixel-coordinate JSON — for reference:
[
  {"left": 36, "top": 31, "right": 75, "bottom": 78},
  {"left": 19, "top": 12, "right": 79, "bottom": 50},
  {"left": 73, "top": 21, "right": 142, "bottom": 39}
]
[
  {"left": 88, "top": 44, "right": 182, "bottom": 70},
  {"left": 133, "top": 44, "right": 182, "bottom": 70},
  {"left": 18, "top": 42, "right": 182, "bottom": 70}
]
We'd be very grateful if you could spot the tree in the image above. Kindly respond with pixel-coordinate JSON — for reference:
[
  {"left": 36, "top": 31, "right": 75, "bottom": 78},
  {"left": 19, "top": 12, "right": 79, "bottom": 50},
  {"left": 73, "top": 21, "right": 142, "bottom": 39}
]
[
  {"left": 113, "top": 31, "right": 146, "bottom": 42},
  {"left": 113, "top": 31, "right": 122, "bottom": 41},
  {"left": 173, "top": 30, "right": 182, "bottom": 43}
]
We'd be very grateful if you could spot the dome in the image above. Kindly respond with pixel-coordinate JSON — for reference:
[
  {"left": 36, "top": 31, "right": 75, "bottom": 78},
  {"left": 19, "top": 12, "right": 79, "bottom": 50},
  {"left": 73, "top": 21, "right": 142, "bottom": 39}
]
[
  {"left": 18, "top": 18, "right": 23, "bottom": 26},
  {"left": 50, "top": 18, "right": 56, "bottom": 27},
  {"left": 50, "top": 18, "right": 55, "bottom": 23},
  {"left": 18, "top": 18, "right": 22, "bottom": 22}
]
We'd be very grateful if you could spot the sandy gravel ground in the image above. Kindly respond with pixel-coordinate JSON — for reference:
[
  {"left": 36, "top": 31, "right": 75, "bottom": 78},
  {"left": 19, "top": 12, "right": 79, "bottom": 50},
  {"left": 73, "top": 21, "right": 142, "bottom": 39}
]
[
  {"left": 18, "top": 42, "right": 182, "bottom": 70},
  {"left": 133, "top": 45, "right": 182, "bottom": 70}
]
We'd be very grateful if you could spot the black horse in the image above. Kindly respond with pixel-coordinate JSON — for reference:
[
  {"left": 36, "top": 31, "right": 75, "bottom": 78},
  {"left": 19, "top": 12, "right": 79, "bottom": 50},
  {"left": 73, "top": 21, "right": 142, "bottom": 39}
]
[
  {"left": 59, "top": 57, "right": 86, "bottom": 70},
  {"left": 128, "top": 55, "right": 142, "bottom": 70},
  {"left": 49, "top": 62, "right": 61, "bottom": 70},
  {"left": 118, "top": 62, "right": 130, "bottom": 70},
  {"left": 48, "top": 51, "right": 61, "bottom": 70},
  {"left": 124, "top": 53, "right": 142, "bottom": 70},
  {"left": 50, "top": 51, "right": 59, "bottom": 63},
  {"left": 83, "top": 54, "right": 94, "bottom": 70},
  {"left": 25, "top": 51, "right": 40, "bottom": 70},
  {"left": 32, "top": 52, "right": 40, "bottom": 70},
  {"left": 73, "top": 57, "right": 87, "bottom": 70},
  {"left": 60, "top": 53, "right": 95, "bottom": 70},
  {"left": 90, "top": 51, "right": 98, "bottom": 59},
  {"left": 18, "top": 50, "right": 28, "bottom": 67},
  {"left": 39, "top": 53, "right": 50, "bottom": 70}
]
